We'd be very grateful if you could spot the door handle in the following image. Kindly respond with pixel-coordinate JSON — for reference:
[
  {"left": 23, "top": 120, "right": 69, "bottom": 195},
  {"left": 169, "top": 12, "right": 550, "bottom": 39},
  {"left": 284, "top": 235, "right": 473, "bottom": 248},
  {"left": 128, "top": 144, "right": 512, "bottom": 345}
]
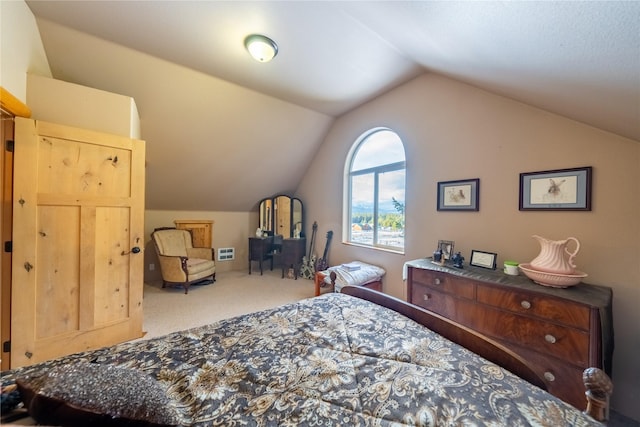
[{"left": 121, "top": 246, "right": 141, "bottom": 255}]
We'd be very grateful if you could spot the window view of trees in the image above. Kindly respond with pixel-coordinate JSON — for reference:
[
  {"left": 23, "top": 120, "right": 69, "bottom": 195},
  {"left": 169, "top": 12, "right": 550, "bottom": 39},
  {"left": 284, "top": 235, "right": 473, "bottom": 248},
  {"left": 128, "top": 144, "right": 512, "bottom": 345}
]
[{"left": 347, "top": 129, "right": 405, "bottom": 251}]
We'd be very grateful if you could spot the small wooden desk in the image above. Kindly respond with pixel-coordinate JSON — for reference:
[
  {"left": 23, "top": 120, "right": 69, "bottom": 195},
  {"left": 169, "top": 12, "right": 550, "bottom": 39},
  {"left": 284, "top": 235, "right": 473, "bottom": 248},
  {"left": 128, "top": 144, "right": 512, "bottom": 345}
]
[
  {"left": 248, "top": 236, "right": 273, "bottom": 275},
  {"left": 273, "top": 238, "right": 306, "bottom": 279}
]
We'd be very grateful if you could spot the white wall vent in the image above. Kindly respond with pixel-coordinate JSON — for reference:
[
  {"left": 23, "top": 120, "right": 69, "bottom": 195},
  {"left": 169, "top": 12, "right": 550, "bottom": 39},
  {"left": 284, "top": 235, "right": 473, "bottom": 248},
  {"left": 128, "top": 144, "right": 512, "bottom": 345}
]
[{"left": 217, "top": 247, "right": 235, "bottom": 261}]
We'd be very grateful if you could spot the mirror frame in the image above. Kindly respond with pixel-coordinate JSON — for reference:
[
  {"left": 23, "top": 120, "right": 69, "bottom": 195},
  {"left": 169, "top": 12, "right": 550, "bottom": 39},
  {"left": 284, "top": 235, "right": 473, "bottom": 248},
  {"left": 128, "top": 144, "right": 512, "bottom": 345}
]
[{"left": 259, "top": 195, "right": 303, "bottom": 239}]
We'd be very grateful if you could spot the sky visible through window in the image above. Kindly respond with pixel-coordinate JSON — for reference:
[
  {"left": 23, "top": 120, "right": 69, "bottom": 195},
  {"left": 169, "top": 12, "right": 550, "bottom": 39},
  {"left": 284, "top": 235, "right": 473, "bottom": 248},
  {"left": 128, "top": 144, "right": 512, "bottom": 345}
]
[
  {"left": 352, "top": 130, "right": 405, "bottom": 213},
  {"left": 349, "top": 129, "right": 405, "bottom": 250},
  {"left": 352, "top": 130, "right": 405, "bottom": 171}
]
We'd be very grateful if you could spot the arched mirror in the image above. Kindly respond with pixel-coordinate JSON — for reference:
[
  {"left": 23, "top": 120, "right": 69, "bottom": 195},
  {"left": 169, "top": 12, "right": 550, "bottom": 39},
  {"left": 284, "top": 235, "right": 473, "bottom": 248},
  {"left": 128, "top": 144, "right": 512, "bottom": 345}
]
[{"left": 259, "top": 195, "right": 303, "bottom": 239}]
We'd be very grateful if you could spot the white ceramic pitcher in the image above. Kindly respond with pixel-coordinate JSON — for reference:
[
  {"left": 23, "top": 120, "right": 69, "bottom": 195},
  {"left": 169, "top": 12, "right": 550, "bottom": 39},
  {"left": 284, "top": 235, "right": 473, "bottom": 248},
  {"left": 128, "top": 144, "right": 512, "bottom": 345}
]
[{"left": 529, "top": 235, "right": 580, "bottom": 274}]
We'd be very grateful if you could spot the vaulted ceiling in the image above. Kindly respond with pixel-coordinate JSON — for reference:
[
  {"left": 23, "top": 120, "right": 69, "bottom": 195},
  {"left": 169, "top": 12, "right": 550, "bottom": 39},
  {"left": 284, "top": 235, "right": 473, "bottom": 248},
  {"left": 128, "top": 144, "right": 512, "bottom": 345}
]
[{"left": 25, "top": 1, "right": 640, "bottom": 211}]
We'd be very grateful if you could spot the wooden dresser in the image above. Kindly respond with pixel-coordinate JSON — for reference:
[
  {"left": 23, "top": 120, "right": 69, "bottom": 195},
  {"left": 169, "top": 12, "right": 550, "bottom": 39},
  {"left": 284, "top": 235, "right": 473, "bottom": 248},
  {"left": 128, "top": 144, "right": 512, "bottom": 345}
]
[
  {"left": 174, "top": 220, "right": 213, "bottom": 248},
  {"left": 405, "top": 259, "right": 613, "bottom": 409}
]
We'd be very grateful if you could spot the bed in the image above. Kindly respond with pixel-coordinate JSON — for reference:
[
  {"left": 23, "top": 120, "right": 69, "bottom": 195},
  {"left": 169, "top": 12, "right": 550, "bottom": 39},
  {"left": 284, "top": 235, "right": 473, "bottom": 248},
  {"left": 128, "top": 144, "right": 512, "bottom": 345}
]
[{"left": 2, "top": 288, "right": 609, "bottom": 426}]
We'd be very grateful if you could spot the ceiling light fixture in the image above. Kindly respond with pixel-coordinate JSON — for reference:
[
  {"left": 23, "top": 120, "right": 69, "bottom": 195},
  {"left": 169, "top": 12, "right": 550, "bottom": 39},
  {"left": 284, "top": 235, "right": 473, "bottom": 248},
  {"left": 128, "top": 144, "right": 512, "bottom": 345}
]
[{"left": 244, "top": 34, "right": 278, "bottom": 63}]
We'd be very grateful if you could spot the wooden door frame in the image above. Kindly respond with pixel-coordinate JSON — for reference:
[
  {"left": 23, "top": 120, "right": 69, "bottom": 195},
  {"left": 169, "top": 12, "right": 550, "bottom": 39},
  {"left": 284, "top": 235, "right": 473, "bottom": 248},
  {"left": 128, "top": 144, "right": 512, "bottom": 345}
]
[{"left": 0, "top": 87, "right": 31, "bottom": 370}]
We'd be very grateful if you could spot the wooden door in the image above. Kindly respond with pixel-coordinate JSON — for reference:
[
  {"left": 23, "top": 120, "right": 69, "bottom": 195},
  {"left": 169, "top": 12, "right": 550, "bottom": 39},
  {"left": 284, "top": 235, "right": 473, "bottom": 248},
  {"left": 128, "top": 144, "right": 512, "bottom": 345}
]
[{"left": 11, "top": 118, "right": 145, "bottom": 368}]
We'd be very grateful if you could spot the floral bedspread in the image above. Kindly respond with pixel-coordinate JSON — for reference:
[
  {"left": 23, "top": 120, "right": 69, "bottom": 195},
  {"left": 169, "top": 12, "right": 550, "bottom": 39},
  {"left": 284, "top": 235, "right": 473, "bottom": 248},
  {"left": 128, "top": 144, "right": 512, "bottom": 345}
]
[{"left": 3, "top": 293, "right": 602, "bottom": 426}]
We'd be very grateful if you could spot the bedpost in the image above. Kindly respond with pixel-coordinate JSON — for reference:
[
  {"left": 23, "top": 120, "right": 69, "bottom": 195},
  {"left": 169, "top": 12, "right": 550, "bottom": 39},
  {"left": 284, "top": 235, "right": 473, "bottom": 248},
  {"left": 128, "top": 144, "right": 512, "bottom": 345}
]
[{"left": 583, "top": 367, "right": 613, "bottom": 422}]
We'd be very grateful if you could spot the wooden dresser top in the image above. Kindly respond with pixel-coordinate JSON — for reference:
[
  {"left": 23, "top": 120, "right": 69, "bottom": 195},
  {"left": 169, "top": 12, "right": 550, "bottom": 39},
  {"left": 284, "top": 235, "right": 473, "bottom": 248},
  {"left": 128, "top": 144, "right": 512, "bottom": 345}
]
[{"left": 405, "top": 258, "right": 612, "bottom": 309}]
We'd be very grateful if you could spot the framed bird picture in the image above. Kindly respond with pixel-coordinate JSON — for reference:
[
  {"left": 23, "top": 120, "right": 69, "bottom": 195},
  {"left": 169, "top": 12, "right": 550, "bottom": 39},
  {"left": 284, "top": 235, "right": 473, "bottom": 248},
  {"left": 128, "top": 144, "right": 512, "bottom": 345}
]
[
  {"left": 437, "top": 178, "right": 479, "bottom": 211},
  {"left": 519, "top": 166, "right": 592, "bottom": 211}
]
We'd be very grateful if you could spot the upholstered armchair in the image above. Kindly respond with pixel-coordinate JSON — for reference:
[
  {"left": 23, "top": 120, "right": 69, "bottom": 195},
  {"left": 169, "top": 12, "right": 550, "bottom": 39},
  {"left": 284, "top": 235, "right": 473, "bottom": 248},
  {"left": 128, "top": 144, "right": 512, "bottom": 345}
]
[{"left": 151, "top": 227, "right": 216, "bottom": 294}]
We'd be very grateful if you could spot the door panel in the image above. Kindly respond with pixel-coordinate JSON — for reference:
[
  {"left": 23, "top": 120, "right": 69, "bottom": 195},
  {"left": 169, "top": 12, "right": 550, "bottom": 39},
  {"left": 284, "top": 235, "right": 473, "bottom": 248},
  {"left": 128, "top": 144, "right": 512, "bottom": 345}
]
[
  {"left": 11, "top": 118, "right": 145, "bottom": 368},
  {"left": 36, "top": 134, "right": 132, "bottom": 197},
  {"left": 35, "top": 205, "right": 81, "bottom": 338},
  {"left": 94, "top": 206, "right": 132, "bottom": 325}
]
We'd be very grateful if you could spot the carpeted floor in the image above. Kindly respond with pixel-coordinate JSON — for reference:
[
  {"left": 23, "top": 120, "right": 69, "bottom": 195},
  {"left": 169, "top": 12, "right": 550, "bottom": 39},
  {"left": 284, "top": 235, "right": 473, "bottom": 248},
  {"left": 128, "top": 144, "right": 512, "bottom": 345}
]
[{"left": 141, "top": 268, "right": 319, "bottom": 339}]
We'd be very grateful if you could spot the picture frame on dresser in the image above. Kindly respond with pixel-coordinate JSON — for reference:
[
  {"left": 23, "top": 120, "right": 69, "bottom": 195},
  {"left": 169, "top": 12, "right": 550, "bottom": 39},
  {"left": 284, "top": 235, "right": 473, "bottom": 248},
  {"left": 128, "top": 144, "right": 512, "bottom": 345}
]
[
  {"left": 437, "top": 178, "right": 479, "bottom": 211},
  {"left": 470, "top": 249, "right": 497, "bottom": 269},
  {"left": 437, "top": 240, "right": 455, "bottom": 260},
  {"left": 519, "top": 166, "right": 592, "bottom": 211}
]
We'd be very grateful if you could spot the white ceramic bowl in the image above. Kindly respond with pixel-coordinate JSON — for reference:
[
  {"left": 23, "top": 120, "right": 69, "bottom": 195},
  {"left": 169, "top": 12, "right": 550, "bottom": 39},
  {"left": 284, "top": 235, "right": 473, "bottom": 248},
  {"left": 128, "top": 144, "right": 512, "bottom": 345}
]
[{"left": 518, "top": 263, "right": 588, "bottom": 288}]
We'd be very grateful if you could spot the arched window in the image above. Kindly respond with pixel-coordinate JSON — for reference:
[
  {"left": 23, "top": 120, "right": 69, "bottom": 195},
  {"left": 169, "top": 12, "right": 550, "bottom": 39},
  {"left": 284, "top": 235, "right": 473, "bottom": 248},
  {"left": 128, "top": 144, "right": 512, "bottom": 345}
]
[{"left": 345, "top": 128, "right": 405, "bottom": 252}]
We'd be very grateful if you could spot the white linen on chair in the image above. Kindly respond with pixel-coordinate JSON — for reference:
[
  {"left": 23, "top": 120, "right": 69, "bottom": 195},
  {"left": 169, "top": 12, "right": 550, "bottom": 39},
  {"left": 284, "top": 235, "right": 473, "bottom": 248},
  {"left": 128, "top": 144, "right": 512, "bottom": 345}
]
[{"left": 322, "top": 261, "right": 385, "bottom": 292}]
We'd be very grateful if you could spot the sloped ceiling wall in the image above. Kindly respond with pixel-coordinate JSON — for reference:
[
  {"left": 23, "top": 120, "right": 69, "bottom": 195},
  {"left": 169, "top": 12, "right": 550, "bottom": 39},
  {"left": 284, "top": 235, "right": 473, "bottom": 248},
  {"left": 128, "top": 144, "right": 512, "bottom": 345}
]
[{"left": 34, "top": 19, "right": 334, "bottom": 212}]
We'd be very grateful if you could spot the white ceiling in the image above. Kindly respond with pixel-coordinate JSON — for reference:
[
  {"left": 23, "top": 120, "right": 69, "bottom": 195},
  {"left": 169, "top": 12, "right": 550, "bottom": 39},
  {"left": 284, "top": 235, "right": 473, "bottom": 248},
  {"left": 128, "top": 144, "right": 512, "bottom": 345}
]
[{"left": 24, "top": 1, "right": 640, "bottom": 211}]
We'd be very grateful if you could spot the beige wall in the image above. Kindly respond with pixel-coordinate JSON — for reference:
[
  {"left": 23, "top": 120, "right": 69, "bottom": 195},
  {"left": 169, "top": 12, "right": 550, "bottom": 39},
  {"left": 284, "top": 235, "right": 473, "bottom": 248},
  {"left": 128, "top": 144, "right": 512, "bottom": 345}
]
[
  {"left": 0, "top": 1, "right": 51, "bottom": 101},
  {"left": 296, "top": 73, "right": 640, "bottom": 419},
  {"left": 144, "top": 209, "right": 259, "bottom": 281},
  {"left": 27, "top": 74, "right": 140, "bottom": 138}
]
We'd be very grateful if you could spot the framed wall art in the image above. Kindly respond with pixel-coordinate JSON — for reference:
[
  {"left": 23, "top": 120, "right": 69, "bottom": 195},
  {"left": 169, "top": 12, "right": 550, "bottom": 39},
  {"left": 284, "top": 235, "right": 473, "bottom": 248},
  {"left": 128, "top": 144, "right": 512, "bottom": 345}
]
[
  {"left": 470, "top": 250, "right": 497, "bottom": 270},
  {"left": 437, "top": 178, "right": 479, "bottom": 211},
  {"left": 519, "top": 166, "right": 592, "bottom": 211}
]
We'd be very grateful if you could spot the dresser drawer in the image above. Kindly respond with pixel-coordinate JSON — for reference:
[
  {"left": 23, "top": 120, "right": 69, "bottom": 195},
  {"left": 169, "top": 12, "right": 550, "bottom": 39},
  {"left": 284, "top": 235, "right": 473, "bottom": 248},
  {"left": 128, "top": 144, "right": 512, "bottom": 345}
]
[
  {"left": 410, "top": 268, "right": 475, "bottom": 299},
  {"left": 410, "top": 282, "right": 456, "bottom": 318},
  {"left": 498, "top": 340, "right": 587, "bottom": 409},
  {"left": 473, "top": 306, "right": 591, "bottom": 366},
  {"left": 477, "top": 285, "right": 591, "bottom": 330}
]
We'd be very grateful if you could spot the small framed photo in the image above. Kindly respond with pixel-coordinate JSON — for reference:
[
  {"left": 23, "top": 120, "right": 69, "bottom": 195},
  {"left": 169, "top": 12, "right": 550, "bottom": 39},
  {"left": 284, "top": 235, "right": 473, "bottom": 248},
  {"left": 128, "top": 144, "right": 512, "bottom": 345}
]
[
  {"left": 519, "top": 166, "right": 592, "bottom": 211},
  {"left": 470, "top": 250, "right": 497, "bottom": 270},
  {"left": 437, "top": 178, "right": 479, "bottom": 211},
  {"left": 437, "top": 240, "right": 455, "bottom": 260}
]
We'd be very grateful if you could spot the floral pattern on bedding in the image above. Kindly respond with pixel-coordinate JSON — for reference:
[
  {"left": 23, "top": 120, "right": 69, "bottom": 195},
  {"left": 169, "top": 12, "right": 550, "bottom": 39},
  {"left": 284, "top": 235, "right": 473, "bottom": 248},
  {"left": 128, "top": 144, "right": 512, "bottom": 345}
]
[{"left": 3, "top": 293, "right": 602, "bottom": 426}]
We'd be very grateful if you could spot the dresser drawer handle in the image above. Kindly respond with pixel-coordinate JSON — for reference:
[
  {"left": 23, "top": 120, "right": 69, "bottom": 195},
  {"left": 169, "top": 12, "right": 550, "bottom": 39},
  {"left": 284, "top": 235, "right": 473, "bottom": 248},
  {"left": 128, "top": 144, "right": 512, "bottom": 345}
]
[
  {"left": 543, "top": 371, "right": 556, "bottom": 382},
  {"left": 520, "top": 300, "right": 531, "bottom": 309},
  {"left": 544, "top": 334, "right": 557, "bottom": 344},
  {"left": 433, "top": 278, "right": 441, "bottom": 285},
  {"left": 423, "top": 294, "right": 431, "bottom": 301}
]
